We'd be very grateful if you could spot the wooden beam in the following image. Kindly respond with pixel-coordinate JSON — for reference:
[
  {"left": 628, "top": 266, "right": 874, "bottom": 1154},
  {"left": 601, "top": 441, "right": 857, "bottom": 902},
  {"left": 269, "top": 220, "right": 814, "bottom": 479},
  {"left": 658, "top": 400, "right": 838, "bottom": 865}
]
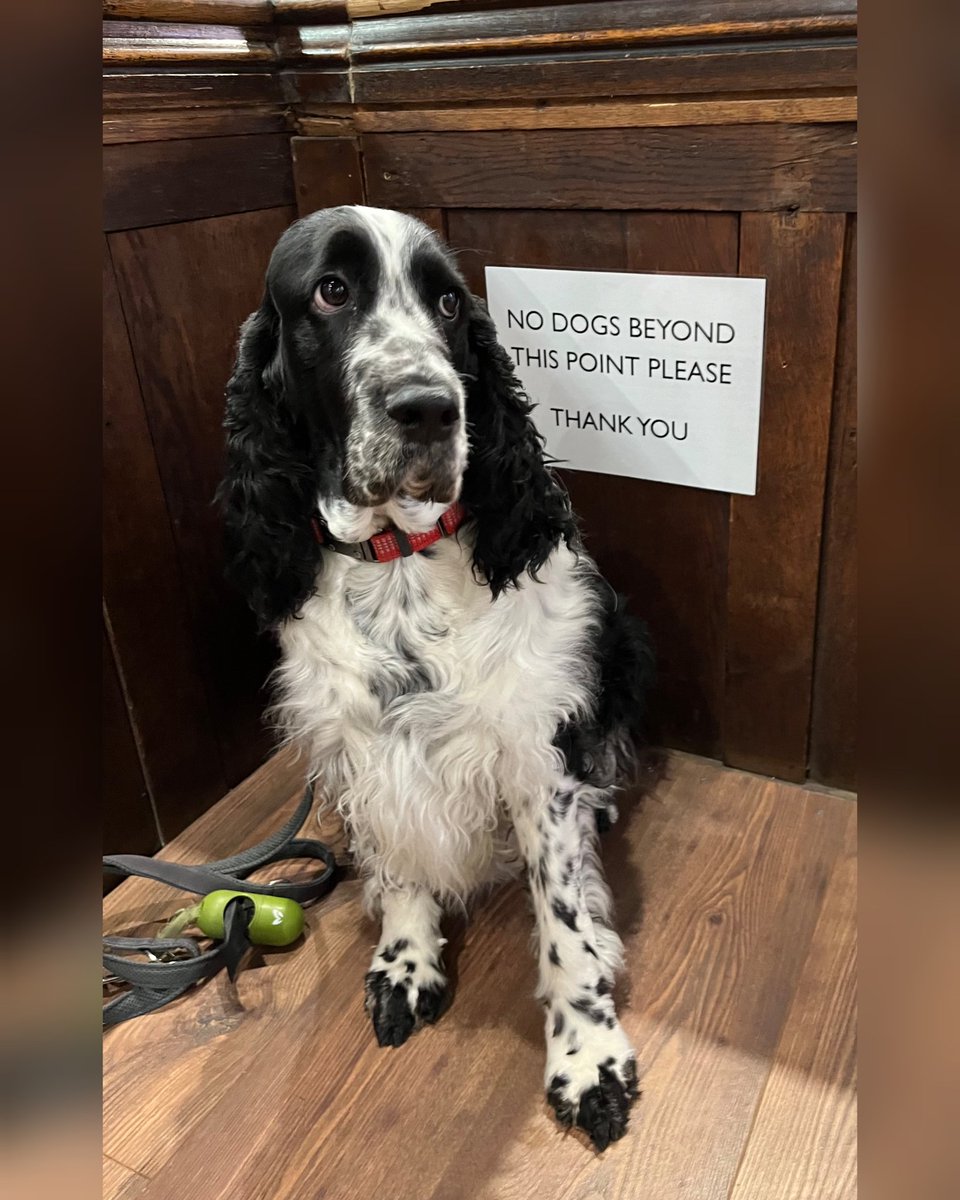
[
  {"left": 346, "top": 94, "right": 857, "bottom": 134},
  {"left": 362, "top": 125, "right": 857, "bottom": 213}
]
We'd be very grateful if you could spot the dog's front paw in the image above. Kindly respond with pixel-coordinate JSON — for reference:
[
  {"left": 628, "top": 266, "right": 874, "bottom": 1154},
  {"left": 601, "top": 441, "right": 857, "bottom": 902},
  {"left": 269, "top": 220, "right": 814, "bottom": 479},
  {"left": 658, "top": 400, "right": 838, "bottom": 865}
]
[
  {"left": 547, "top": 1057, "right": 638, "bottom": 1150},
  {"left": 545, "top": 1012, "right": 639, "bottom": 1150},
  {"left": 363, "top": 942, "right": 447, "bottom": 1048}
]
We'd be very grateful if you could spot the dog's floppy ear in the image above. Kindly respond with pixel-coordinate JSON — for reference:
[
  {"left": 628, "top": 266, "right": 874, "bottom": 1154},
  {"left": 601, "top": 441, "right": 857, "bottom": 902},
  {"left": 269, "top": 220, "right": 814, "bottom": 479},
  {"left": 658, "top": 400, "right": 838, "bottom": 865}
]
[
  {"left": 219, "top": 294, "right": 321, "bottom": 631},
  {"left": 461, "top": 296, "right": 578, "bottom": 595}
]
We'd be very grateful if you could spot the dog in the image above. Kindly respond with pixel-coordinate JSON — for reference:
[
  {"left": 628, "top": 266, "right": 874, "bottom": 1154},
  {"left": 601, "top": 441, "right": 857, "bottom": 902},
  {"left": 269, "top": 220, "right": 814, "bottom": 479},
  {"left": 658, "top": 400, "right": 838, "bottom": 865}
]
[{"left": 220, "top": 207, "right": 654, "bottom": 1150}]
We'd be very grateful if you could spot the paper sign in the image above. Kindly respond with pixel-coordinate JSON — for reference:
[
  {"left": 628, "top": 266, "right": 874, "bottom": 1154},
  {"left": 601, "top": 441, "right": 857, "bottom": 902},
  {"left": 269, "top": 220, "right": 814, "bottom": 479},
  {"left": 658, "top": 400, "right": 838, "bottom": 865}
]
[{"left": 484, "top": 265, "right": 767, "bottom": 495}]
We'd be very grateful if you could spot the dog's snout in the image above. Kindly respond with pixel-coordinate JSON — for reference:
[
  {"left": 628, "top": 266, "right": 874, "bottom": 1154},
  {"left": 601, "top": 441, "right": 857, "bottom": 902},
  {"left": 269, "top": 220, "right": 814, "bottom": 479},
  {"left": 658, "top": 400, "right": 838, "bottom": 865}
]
[{"left": 387, "top": 387, "right": 460, "bottom": 444}]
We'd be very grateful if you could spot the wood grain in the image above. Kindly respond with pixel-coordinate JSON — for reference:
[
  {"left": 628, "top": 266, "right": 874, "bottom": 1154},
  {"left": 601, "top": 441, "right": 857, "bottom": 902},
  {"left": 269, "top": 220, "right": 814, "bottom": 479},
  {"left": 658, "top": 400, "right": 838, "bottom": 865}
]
[
  {"left": 724, "top": 213, "right": 846, "bottom": 781},
  {"left": 103, "top": 752, "right": 856, "bottom": 1199},
  {"left": 103, "top": 133, "right": 294, "bottom": 231},
  {"left": 728, "top": 805, "right": 856, "bottom": 1199},
  {"left": 291, "top": 135, "right": 365, "bottom": 215},
  {"left": 350, "top": 94, "right": 857, "bottom": 133},
  {"left": 103, "top": 621, "right": 160, "bottom": 864},
  {"left": 103, "top": 240, "right": 228, "bottom": 837},
  {"left": 103, "top": 1156, "right": 152, "bottom": 1199},
  {"left": 102, "top": 20, "right": 276, "bottom": 65},
  {"left": 104, "top": 2, "right": 273, "bottom": 22},
  {"left": 351, "top": 42, "right": 857, "bottom": 105},
  {"left": 109, "top": 209, "right": 297, "bottom": 789},
  {"left": 346, "top": 0, "right": 850, "bottom": 17},
  {"left": 103, "top": 70, "right": 282, "bottom": 111},
  {"left": 360, "top": 125, "right": 858, "bottom": 212},
  {"left": 350, "top": 0, "right": 857, "bottom": 62},
  {"left": 103, "top": 105, "right": 289, "bottom": 143},
  {"left": 809, "top": 217, "right": 857, "bottom": 790},
  {"left": 273, "top": 0, "right": 350, "bottom": 18}
]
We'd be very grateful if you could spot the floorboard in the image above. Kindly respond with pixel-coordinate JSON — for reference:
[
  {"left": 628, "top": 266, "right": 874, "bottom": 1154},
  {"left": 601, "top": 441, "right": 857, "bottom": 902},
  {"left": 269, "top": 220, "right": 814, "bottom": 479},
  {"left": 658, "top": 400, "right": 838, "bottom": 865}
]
[
  {"left": 728, "top": 808, "right": 857, "bottom": 1200},
  {"left": 103, "top": 752, "right": 856, "bottom": 1200}
]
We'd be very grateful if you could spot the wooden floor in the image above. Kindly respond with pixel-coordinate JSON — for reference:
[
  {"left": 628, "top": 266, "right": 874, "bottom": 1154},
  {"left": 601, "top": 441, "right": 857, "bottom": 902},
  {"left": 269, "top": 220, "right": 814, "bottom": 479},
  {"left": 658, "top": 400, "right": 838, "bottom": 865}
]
[{"left": 103, "top": 750, "right": 856, "bottom": 1200}]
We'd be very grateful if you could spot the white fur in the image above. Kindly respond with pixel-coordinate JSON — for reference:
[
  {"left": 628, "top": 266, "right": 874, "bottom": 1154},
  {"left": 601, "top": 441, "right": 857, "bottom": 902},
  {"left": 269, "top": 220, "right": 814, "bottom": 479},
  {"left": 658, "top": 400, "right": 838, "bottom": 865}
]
[{"left": 275, "top": 525, "right": 602, "bottom": 902}]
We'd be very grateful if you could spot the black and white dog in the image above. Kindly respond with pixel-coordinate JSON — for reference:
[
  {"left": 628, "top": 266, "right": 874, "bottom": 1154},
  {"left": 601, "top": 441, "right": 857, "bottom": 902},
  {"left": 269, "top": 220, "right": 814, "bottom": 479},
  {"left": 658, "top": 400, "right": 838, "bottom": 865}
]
[{"left": 220, "top": 207, "right": 654, "bottom": 1150}]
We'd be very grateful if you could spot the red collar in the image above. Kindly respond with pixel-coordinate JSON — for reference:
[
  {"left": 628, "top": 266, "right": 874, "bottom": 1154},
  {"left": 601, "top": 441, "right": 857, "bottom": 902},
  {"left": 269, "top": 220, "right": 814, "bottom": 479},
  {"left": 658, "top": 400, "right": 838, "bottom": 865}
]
[{"left": 311, "top": 501, "right": 467, "bottom": 564}]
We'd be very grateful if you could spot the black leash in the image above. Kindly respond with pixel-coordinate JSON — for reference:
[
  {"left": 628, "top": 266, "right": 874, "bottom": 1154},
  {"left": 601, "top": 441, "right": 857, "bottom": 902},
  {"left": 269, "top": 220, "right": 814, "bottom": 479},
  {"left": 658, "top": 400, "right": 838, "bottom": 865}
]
[{"left": 103, "top": 782, "right": 337, "bottom": 1027}]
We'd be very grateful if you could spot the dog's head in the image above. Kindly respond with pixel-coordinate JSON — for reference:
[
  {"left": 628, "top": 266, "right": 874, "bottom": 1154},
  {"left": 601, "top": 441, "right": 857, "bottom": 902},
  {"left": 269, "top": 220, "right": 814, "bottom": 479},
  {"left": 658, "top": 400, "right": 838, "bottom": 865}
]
[{"left": 221, "top": 206, "right": 576, "bottom": 629}]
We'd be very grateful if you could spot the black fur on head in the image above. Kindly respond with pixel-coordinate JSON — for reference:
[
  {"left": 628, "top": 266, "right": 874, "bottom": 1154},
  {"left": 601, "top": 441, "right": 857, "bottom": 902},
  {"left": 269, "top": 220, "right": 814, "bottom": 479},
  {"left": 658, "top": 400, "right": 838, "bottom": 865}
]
[
  {"left": 219, "top": 207, "right": 580, "bottom": 630},
  {"left": 461, "top": 298, "right": 580, "bottom": 597},
  {"left": 220, "top": 293, "right": 323, "bottom": 631}
]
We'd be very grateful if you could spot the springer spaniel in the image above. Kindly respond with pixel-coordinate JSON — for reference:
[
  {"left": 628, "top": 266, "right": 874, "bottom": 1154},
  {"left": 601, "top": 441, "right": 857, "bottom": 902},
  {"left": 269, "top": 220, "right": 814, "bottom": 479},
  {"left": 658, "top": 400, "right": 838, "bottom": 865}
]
[{"left": 220, "top": 207, "right": 654, "bottom": 1150}]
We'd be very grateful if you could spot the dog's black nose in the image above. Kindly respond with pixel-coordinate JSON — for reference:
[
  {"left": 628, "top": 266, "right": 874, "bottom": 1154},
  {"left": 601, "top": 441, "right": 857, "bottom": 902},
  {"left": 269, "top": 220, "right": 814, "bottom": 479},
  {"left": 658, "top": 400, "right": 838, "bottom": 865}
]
[{"left": 387, "top": 388, "right": 460, "bottom": 443}]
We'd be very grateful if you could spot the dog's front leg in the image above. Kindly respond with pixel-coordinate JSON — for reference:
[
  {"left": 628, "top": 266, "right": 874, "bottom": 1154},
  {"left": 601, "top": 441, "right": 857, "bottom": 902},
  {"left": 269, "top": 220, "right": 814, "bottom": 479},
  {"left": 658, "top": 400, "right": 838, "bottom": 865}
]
[
  {"left": 364, "top": 884, "right": 448, "bottom": 1048},
  {"left": 512, "top": 782, "right": 639, "bottom": 1150}
]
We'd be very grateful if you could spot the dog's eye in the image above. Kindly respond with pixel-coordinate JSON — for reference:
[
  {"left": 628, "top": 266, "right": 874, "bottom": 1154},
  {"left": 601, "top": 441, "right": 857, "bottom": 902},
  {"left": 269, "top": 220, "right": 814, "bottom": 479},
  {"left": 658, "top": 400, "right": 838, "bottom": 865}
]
[
  {"left": 438, "top": 290, "right": 460, "bottom": 320},
  {"left": 314, "top": 276, "right": 349, "bottom": 313}
]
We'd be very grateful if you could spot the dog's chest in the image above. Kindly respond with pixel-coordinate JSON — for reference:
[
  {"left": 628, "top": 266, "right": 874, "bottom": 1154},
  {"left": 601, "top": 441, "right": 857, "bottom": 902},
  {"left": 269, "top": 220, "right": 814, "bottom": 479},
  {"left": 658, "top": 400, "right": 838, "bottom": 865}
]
[
  {"left": 279, "top": 535, "right": 596, "bottom": 750},
  {"left": 277, "top": 538, "right": 598, "bottom": 892}
]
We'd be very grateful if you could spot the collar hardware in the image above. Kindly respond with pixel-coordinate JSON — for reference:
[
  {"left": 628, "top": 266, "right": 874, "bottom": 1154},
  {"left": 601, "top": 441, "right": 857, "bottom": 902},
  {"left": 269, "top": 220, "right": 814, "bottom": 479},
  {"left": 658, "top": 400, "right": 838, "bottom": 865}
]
[{"left": 311, "top": 501, "right": 467, "bottom": 564}]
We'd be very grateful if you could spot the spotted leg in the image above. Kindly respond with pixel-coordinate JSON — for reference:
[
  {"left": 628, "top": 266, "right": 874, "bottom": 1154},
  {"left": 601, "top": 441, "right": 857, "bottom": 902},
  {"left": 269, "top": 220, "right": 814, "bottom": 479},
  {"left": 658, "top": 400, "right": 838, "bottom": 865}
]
[
  {"left": 513, "top": 781, "right": 639, "bottom": 1150},
  {"left": 364, "top": 885, "right": 448, "bottom": 1048}
]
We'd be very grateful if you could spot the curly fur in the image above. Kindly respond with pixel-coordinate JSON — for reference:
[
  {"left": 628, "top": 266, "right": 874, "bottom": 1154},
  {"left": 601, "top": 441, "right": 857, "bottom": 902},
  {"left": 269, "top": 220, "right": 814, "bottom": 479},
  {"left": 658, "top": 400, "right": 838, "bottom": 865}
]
[{"left": 218, "top": 206, "right": 655, "bottom": 1150}]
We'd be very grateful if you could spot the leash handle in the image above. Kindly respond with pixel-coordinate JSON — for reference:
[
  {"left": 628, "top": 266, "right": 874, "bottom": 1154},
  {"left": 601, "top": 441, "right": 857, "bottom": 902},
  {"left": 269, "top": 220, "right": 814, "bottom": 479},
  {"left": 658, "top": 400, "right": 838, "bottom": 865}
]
[{"left": 103, "top": 783, "right": 338, "bottom": 1027}]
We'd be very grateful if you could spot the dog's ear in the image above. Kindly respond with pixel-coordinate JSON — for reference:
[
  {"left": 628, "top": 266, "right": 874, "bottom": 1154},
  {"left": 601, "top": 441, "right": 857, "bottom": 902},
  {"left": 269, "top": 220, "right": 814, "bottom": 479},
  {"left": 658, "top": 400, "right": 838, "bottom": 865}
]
[
  {"left": 461, "top": 296, "right": 578, "bottom": 595},
  {"left": 219, "top": 295, "right": 321, "bottom": 631}
]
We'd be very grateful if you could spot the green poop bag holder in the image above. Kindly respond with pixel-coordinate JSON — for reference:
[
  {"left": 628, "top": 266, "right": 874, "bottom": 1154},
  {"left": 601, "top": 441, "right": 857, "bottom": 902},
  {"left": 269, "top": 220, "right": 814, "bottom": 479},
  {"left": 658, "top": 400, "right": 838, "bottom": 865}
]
[{"left": 102, "top": 782, "right": 337, "bottom": 1027}]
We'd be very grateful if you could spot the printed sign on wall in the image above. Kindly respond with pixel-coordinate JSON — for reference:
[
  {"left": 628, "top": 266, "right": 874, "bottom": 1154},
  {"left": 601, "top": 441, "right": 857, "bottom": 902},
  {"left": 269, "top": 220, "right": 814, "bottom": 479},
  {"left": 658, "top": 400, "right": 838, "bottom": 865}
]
[{"left": 484, "top": 265, "right": 767, "bottom": 495}]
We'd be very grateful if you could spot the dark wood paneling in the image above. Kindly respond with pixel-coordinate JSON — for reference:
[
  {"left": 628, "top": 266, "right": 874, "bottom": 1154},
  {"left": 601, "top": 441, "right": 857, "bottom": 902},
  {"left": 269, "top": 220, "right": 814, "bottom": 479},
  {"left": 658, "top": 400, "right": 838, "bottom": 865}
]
[
  {"left": 109, "top": 208, "right": 297, "bottom": 789},
  {"left": 104, "top": 240, "right": 228, "bottom": 836},
  {"left": 103, "top": 70, "right": 282, "bottom": 110},
  {"left": 724, "top": 212, "right": 846, "bottom": 781},
  {"left": 615, "top": 213, "right": 738, "bottom": 755},
  {"left": 103, "top": 133, "right": 294, "bottom": 230},
  {"left": 103, "top": 105, "right": 289, "bottom": 144},
  {"left": 291, "top": 135, "right": 364, "bottom": 215},
  {"left": 446, "top": 209, "right": 738, "bottom": 755},
  {"left": 103, "top": 623, "right": 160, "bottom": 859},
  {"left": 348, "top": 95, "right": 857, "bottom": 135},
  {"left": 361, "top": 126, "right": 857, "bottom": 213},
  {"left": 351, "top": 0, "right": 857, "bottom": 61},
  {"left": 104, "top": 1, "right": 274, "bottom": 21},
  {"left": 280, "top": 67, "right": 354, "bottom": 106},
  {"left": 102, "top": 20, "right": 276, "bottom": 65},
  {"left": 810, "top": 217, "right": 856, "bottom": 789},
  {"left": 352, "top": 42, "right": 856, "bottom": 105}
]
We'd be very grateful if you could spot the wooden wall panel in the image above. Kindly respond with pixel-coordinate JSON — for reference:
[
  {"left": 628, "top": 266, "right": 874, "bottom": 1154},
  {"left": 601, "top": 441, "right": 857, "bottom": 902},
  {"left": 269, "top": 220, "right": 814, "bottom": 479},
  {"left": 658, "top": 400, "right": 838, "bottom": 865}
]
[
  {"left": 351, "top": 43, "right": 856, "bottom": 105},
  {"left": 291, "top": 136, "right": 365, "bottom": 216},
  {"left": 362, "top": 126, "right": 856, "bottom": 212},
  {"left": 104, "top": 133, "right": 294, "bottom": 230},
  {"left": 724, "top": 213, "right": 846, "bottom": 781},
  {"left": 445, "top": 210, "right": 737, "bottom": 755},
  {"left": 809, "top": 217, "right": 856, "bottom": 789},
  {"left": 616, "top": 214, "right": 738, "bottom": 755},
  {"left": 103, "top": 622, "right": 159, "bottom": 860},
  {"left": 109, "top": 207, "right": 298, "bottom": 790},
  {"left": 104, "top": 239, "right": 228, "bottom": 837}
]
